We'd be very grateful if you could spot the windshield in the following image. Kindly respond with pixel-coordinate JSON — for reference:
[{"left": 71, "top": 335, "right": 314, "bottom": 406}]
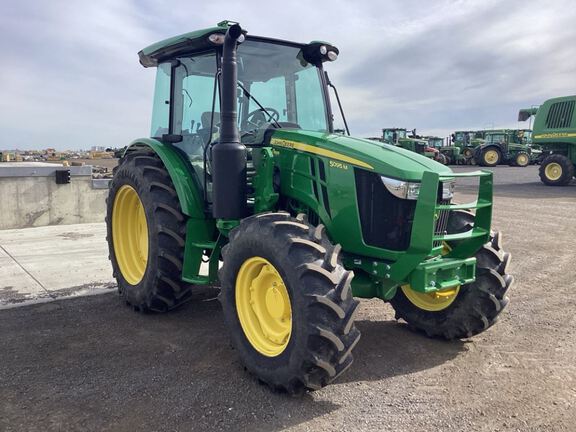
[
  {"left": 430, "top": 138, "right": 442, "bottom": 148},
  {"left": 518, "top": 130, "right": 532, "bottom": 143},
  {"left": 236, "top": 40, "right": 329, "bottom": 135},
  {"left": 485, "top": 134, "right": 506, "bottom": 144},
  {"left": 383, "top": 129, "right": 406, "bottom": 142}
]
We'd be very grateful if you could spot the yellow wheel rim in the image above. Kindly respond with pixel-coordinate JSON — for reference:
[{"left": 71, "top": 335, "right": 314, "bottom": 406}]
[
  {"left": 463, "top": 149, "right": 472, "bottom": 157},
  {"left": 236, "top": 257, "right": 292, "bottom": 357},
  {"left": 112, "top": 185, "right": 149, "bottom": 285},
  {"left": 517, "top": 154, "right": 529, "bottom": 166},
  {"left": 401, "top": 243, "right": 460, "bottom": 312},
  {"left": 484, "top": 150, "right": 499, "bottom": 164},
  {"left": 401, "top": 284, "right": 460, "bottom": 312},
  {"left": 545, "top": 162, "right": 562, "bottom": 181}
]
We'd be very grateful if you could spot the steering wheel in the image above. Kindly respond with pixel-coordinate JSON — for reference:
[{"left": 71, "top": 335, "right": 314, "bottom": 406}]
[{"left": 246, "top": 107, "right": 280, "bottom": 128}]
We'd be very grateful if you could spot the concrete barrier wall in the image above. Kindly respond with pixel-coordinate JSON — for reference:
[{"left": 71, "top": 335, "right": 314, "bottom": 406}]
[{"left": 0, "top": 163, "right": 109, "bottom": 230}]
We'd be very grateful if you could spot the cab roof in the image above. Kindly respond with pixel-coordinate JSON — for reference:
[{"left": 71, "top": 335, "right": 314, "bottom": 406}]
[{"left": 138, "top": 20, "right": 331, "bottom": 68}]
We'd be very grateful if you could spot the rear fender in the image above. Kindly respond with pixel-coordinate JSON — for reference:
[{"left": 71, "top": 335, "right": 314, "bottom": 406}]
[{"left": 124, "top": 138, "right": 206, "bottom": 219}]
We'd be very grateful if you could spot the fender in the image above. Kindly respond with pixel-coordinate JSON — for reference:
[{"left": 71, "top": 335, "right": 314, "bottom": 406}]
[{"left": 125, "top": 138, "right": 206, "bottom": 219}]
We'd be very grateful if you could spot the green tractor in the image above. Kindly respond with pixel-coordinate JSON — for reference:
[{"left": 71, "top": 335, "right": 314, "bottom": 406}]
[
  {"left": 473, "top": 129, "right": 532, "bottom": 167},
  {"left": 519, "top": 95, "right": 576, "bottom": 185},
  {"left": 451, "top": 130, "right": 486, "bottom": 162},
  {"left": 382, "top": 128, "right": 445, "bottom": 163},
  {"left": 427, "top": 136, "right": 461, "bottom": 165},
  {"left": 106, "top": 21, "right": 512, "bottom": 394}
]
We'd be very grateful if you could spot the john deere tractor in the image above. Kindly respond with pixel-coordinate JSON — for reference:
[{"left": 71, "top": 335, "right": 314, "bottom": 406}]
[
  {"left": 427, "top": 136, "right": 453, "bottom": 165},
  {"left": 473, "top": 129, "right": 532, "bottom": 167},
  {"left": 106, "top": 21, "right": 512, "bottom": 394},
  {"left": 382, "top": 128, "right": 445, "bottom": 163},
  {"left": 452, "top": 130, "right": 486, "bottom": 163},
  {"left": 519, "top": 96, "right": 576, "bottom": 185}
]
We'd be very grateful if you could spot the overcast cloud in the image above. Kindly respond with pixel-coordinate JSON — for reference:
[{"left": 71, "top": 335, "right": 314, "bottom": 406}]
[{"left": 1, "top": 0, "right": 575, "bottom": 150}]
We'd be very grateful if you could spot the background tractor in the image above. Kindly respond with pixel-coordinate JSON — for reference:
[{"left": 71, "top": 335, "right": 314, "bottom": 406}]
[
  {"left": 427, "top": 136, "right": 462, "bottom": 165},
  {"left": 519, "top": 95, "right": 576, "bottom": 185},
  {"left": 106, "top": 21, "right": 512, "bottom": 394},
  {"left": 473, "top": 129, "right": 532, "bottom": 167},
  {"left": 381, "top": 128, "right": 446, "bottom": 163},
  {"left": 451, "top": 130, "right": 486, "bottom": 163}
]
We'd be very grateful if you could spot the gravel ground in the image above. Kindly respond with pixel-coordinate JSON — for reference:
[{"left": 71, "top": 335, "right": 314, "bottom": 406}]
[{"left": 1, "top": 165, "right": 575, "bottom": 432}]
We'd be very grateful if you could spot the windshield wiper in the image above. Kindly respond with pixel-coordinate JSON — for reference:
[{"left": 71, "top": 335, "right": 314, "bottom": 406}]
[
  {"left": 324, "top": 71, "right": 350, "bottom": 136},
  {"left": 237, "top": 82, "right": 282, "bottom": 129}
]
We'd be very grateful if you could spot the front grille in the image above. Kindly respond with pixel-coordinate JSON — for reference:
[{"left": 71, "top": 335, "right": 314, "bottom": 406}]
[
  {"left": 434, "top": 200, "right": 451, "bottom": 248},
  {"left": 546, "top": 101, "right": 575, "bottom": 129},
  {"left": 355, "top": 169, "right": 451, "bottom": 251},
  {"left": 355, "top": 170, "right": 416, "bottom": 251}
]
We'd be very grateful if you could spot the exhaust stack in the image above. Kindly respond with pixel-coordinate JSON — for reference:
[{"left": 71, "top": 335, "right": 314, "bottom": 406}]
[{"left": 212, "top": 24, "right": 247, "bottom": 219}]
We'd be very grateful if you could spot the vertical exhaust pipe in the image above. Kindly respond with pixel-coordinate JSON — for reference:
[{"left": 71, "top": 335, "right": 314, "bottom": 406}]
[{"left": 212, "top": 24, "right": 247, "bottom": 219}]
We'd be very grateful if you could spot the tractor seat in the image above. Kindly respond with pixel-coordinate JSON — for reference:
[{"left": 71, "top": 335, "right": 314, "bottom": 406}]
[{"left": 198, "top": 111, "right": 220, "bottom": 145}]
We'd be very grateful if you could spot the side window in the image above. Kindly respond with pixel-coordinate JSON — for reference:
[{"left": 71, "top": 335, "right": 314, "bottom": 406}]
[
  {"left": 169, "top": 53, "right": 219, "bottom": 189},
  {"left": 181, "top": 74, "right": 218, "bottom": 137},
  {"left": 150, "top": 63, "right": 171, "bottom": 138},
  {"left": 172, "top": 55, "right": 220, "bottom": 145}
]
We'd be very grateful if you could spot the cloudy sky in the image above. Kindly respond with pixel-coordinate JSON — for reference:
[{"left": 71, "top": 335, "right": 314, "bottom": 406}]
[{"left": 1, "top": 0, "right": 575, "bottom": 150}]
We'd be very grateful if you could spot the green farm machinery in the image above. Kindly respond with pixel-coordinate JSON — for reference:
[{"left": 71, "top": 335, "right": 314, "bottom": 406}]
[
  {"left": 106, "top": 21, "right": 512, "bottom": 394},
  {"left": 519, "top": 95, "right": 576, "bottom": 185},
  {"left": 426, "top": 136, "right": 464, "bottom": 165},
  {"left": 451, "top": 130, "right": 486, "bottom": 162},
  {"left": 381, "top": 128, "right": 445, "bottom": 163},
  {"left": 473, "top": 129, "right": 532, "bottom": 167}
]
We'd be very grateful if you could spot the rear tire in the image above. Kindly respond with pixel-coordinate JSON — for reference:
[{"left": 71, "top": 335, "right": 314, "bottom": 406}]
[
  {"left": 389, "top": 211, "right": 512, "bottom": 339},
  {"left": 539, "top": 154, "right": 574, "bottom": 186},
  {"left": 106, "top": 149, "right": 196, "bottom": 312},
  {"left": 219, "top": 212, "right": 360, "bottom": 394}
]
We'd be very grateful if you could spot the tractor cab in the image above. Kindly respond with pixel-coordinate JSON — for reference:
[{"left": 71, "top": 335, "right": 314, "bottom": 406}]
[
  {"left": 381, "top": 128, "right": 427, "bottom": 155},
  {"left": 427, "top": 137, "right": 444, "bottom": 149},
  {"left": 143, "top": 21, "right": 339, "bottom": 192}
]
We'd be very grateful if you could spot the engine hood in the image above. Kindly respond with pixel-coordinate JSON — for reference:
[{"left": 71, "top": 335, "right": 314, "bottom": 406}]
[{"left": 270, "top": 129, "right": 452, "bottom": 182}]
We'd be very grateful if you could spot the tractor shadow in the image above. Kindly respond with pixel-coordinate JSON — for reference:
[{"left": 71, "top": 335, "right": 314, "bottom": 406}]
[
  {"left": 0, "top": 292, "right": 474, "bottom": 431},
  {"left": 1, "top": 293, "right": 339, "bottom": 432},
  {"left": 335, "top": 319, "right": 467, "bottom": 385}
]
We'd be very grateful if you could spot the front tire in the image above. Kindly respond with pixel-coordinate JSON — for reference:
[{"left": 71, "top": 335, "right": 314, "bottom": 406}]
[
  {"left": 390, "top": 211, "right": 512, "bottom": 339},
  {"left": 106, "top": 150, "right": 195, "bottom": 312},
  {"left": 514, "top": 152, "right": 530, "bottom": 167},
  {"left": 219, "top": 212, "right": 360, "bottom": 394},
  {"left": 539, "top": 154, "right": 574, "bottom": 186}
]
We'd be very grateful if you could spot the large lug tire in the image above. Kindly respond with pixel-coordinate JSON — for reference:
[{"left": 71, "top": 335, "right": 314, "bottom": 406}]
[
  {"left": 539, "top": 154, "right": 574, "bottom": 186},
  {"left": 219, "top": 212, "right": 361, "bottom": 394},
  {"left": 389, "top": 211, "right": 512, "bottom": 340},
  {"left": 436, "top": 153, "right": 448, "bottom": 165},
  {"left": 106, "top": 150, "right": 196, "bottom": 312},
  {"left": 480, "top": 147, "right": 501, "bottom": 167}
]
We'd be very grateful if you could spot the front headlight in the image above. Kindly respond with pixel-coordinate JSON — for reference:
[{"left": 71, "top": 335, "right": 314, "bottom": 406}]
[
  {"left": 381, "top": 176, "right": 455, "bottom": 200},
  {"left": 381, "top": 176, "right": 421, "bottom": 200},
  {"left": 442, "top": 180, "right": 455, "bottom": 200}
]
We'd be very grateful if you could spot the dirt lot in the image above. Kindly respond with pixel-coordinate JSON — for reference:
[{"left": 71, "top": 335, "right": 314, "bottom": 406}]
[{"left": 1, "top": 166, "right": 575, "bottom": 432}]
